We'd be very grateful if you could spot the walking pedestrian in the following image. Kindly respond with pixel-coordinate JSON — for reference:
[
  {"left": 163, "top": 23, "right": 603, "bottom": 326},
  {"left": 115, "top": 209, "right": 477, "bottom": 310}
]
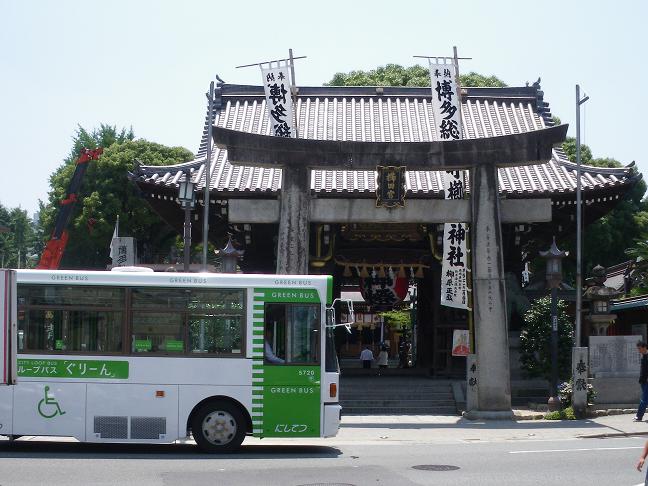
[
  {"left": 359, "top": 346, "right": 374, "bottom": 369},
  {"left": 634, "top": 341, "right": 648, "bottom": 422},
  {"left": 377, "top": 345, "right": 389, "bottom": 375}
]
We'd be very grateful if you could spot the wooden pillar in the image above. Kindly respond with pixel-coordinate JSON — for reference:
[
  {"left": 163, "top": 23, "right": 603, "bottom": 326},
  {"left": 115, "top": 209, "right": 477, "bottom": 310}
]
[
  {"left": 276, "top": 165, "right": 310, "bottom": 275},
  {"left": 470, "top": 164, "right": 512, "bottom": 414}
]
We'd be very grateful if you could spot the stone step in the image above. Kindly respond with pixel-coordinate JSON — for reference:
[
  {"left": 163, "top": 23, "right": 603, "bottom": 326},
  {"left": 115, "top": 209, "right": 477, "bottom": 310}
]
[
  {"left": 339, "top": 378, "right": 457, "bottom": 415},
  {"left": 342, "top": 406, "right": 458, "bottom": 415},
  {"left": 340, "top": 398, "right": 455, "bottom": 406},
  {"left": 341, "top": 392, "right": 454, "bottom": 400},
  {"left": 341, "top": 385, "right": 453, "bottom": 391}
]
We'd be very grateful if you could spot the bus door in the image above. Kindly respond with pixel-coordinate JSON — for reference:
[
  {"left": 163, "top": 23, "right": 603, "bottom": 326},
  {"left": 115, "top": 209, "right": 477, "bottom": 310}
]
[
  {"left": 260, "top": 302, "right": 321, "bottom": 437},
  {"left": 0, "top": 269, "right": 17, "bottom": 386},
  {"left": 0, "top": 269, "right": 17, "bottom": 435}
]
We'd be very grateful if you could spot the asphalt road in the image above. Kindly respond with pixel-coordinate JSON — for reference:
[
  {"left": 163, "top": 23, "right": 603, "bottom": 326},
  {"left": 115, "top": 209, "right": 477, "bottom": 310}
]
[{"left": 0, "top": 435, "right": 646, "bottom": 485}]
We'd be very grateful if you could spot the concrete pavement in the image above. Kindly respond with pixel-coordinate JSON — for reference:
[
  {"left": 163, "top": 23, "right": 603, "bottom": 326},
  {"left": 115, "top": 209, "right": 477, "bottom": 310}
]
[{"left": 236, "top": 412, "right": 648, "bottom": 447}]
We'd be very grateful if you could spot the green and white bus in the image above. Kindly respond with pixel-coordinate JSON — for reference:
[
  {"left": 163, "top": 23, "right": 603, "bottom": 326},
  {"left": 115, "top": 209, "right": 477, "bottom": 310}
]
[{"left": 0, "top": 268, "right": 341, "bottom": 452}]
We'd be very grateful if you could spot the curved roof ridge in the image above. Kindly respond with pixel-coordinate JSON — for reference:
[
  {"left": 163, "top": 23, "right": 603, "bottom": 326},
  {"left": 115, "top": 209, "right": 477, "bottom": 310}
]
[
  {"left": 558, "top": 155, "right": 636, "bottom": 176},
  {"left": 135, "top": 157, "right": 207, "bottom": 176}
]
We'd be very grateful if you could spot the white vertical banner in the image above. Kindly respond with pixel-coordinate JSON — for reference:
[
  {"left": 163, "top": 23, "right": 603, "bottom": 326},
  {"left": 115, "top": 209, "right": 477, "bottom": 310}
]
[
  {"left": 429, "top": 60, "right": 463, "bottom": 141},
  {"left": 261, "top": 63, "right": 296, "bottom": 138},
  {"left": 110, "top": 237, "right": 136, "bottom": 267},
  {"left": 430, "top": 59, "right": 469, "bottom": 310}
]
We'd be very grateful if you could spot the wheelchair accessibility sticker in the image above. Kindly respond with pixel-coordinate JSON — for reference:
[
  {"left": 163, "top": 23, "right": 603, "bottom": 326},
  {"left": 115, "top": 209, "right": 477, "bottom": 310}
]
[{"left": 38, "top": 386, "right": 66, "bottom": 419}]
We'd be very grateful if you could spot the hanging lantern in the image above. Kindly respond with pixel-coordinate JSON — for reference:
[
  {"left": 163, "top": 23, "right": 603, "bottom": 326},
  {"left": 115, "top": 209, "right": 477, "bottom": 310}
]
[
  {"left": 359, "top": 266, "right": 370, "bottom": 278},
  {"left": 378, "top": 265, "right": 386, "bottom": 278},
  {"left": 398, "top": 266, "right": 406, "bottom": 278},
  {"left": 415, "top": 265, "right": 425, "bottom": 278},
  {"left": 360, "top": 273, "right": 409, "bottom": 307},
  {"left": 343, "top": 265, "right": 352, "bottom": 277}
]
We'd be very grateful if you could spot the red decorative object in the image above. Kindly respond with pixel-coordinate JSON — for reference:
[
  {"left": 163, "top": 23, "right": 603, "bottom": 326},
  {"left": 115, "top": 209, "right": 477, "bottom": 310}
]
[{"left": 360, "top": 274, "right": 408, "bottom": 307}]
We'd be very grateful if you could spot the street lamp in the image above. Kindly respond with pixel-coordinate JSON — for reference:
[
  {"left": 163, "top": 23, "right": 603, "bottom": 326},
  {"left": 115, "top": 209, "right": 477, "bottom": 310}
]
[
  {"left": 178, "top": 177, "right": 196, "bottom": 272},
  {"left": 540, "top": 237, "right": 568, "bottom": 411}
]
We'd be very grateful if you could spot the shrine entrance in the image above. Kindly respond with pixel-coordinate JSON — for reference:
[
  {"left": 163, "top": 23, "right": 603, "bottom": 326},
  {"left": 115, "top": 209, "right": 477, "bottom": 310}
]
[
  {"left": 132, "top": 81, "right": 638, "bottom": 415},
  {"left": 213, "top": 122, "right": 567, "bottom": 415}
]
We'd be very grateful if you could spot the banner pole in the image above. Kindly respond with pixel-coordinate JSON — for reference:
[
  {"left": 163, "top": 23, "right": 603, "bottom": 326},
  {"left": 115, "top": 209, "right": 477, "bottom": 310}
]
[{"left": 289, "top": 48, "right": 299, "bottom": 138}]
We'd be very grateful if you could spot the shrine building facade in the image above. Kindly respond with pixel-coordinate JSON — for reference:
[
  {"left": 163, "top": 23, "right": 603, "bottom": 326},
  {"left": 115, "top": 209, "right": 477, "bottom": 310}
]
[{"left": 131, "top": 81, "right": 639, "bottom": 380}]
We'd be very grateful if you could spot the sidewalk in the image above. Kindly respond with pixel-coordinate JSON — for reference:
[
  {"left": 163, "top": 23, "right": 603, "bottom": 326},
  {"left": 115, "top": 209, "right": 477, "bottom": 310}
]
[{"left": 330, "top": 412, "right": 648, "bottom": 444}]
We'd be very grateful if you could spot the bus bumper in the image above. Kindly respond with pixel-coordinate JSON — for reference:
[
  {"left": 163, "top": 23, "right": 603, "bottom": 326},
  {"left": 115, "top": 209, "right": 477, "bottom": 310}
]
[{"left": 323, "top": 403, "right": 341, "bottom": 438}]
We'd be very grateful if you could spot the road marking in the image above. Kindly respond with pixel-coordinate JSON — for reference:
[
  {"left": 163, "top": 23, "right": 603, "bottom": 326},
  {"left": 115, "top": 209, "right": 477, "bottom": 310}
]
[{"left": 510, "top": 446, "right": 644, "bottom": 454}]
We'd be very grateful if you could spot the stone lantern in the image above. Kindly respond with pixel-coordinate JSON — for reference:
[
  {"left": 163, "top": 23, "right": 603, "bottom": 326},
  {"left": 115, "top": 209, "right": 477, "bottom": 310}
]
[
  {"left": 216, "top": 235, "right": 244, "bottom": 273},
  {"left": 584, "top": 264, "right": 621, "bottom": 336}
]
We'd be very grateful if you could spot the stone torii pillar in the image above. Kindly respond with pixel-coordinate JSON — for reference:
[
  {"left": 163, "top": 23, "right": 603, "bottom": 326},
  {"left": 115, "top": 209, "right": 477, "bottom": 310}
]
[{"left": 214, "top": 124, "right": 568, "bottom": 415}]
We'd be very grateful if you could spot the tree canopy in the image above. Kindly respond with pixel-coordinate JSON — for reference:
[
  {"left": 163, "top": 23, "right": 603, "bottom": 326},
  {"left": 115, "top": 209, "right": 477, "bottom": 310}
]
[
  {"left": 38, "top": 125, "right": 193, "bottom": 269},
  {"left": 561, "top": 137, "right": 623, "bottom": 169},
  {"left": 0, "top": 204, "right": 39, "bottom": 268},
  {"left": 326, "top": 64, "right": 507, "bottom": 88}
]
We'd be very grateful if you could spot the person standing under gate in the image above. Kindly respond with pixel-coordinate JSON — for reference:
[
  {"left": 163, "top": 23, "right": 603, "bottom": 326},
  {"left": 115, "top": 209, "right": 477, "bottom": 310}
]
[
  {"left": 377, "top": 345, "right": 389, "bottom": 376},
  {"left": 360, "top": 346, "right": 374, "bottom": 369},
  {"left": 634, "top": 341, "right": 648, "bottom": 422}
]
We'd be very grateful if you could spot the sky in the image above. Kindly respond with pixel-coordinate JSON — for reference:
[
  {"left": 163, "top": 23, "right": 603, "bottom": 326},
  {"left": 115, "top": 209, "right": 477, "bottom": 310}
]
[{"left": 1, "top": 0, "right": 647, "bottom": 216}]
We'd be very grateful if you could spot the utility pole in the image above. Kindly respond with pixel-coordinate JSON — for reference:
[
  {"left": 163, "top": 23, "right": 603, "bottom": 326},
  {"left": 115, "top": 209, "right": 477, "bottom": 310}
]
[{"left": 575, "top": 85, "right": 589, "bottom": 346}]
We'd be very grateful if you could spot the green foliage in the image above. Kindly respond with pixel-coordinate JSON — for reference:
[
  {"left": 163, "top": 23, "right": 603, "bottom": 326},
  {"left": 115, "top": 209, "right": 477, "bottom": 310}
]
[
  {"left": 545, "top": 406, "right": 576, "bottom": 420},
  {"left": 562, "top": 137, "right": 623, "bottom": 168},
  {"left": 0, "top": 204, "right": 39, "bottom": 268},
  {"left": 326, "top": 64, "right": 507, "bottom": 88},
  {"left": 378, "top": 309, "right": 412, "bottom": 330},
  {"left": 561, "top": 137, "right": 593, "bottom": 165},
  {"left": 39, "top": 125, "right": 193, "bottom": 269},
  {"left": 519, "top": 297, "right": 574, "bottom": 380},
  {"left": 459, "top": 71, "right": 507, "bottom": 88}
]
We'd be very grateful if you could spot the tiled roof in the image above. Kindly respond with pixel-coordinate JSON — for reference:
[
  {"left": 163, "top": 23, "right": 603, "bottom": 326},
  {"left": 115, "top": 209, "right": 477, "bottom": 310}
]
[{"left": 132, "top": 83, "right": 637, "bottom": 197}]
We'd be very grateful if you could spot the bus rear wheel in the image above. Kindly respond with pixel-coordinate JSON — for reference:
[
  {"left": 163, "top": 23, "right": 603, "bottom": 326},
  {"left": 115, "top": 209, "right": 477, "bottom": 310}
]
[{"left": 191, "top": 401, "right": 246, "bottom": 453}]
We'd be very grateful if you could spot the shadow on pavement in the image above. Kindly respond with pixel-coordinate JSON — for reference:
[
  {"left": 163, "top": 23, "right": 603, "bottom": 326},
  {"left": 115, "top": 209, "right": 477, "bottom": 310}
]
[
  {"left": 340, "top": 419, "right": 608, "bottom": 430},
  {"left": 0, "top": 440, "right": 342, "bottom": 460}
]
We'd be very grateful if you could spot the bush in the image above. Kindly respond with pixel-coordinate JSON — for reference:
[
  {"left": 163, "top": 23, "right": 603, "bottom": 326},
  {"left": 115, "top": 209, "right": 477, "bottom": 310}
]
[
  {"left": 519, "top": 297, "right": 574, "bottom": 380},
  {"left": 545, "top": 406, "right": 577, "bottom": 420}
]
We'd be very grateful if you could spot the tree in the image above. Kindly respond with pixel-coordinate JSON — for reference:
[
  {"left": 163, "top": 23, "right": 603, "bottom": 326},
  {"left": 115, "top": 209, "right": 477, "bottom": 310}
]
[
  {"left": 519, "top": 297, "right": 574, "bottom": 380},
  {"left": 0, "top": 204, "right": 38, "bottom": 268},
  {"left": 378, "top": 309, "right": 411, "bottom": 330},
  {"left": 39, "top": 125, "right": 193, "bottom": 269},
  {"left": 561, "top": 137, "right": 623, "bottom": 168},
  {"left": 326, "top": 64, "right": 507, "bottom": 88}
]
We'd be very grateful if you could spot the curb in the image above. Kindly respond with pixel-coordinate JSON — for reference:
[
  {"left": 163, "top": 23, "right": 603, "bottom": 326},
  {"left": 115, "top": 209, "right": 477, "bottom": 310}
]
[{"left": 577, "top": 431, "right": 648, "bottom": 439}]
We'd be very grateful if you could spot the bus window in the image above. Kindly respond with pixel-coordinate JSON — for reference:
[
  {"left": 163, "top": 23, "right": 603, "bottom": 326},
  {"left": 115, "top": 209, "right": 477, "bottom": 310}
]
[
  {"left": 189, "top": 316, "right": 242, "bottom": 354},
  {"left": 131, "top": 312, "right": 184, "bottom": 353},
  {"left": 17, "top": 285, "right": 124, "bottom": 353},
  {"left": 188, "top": 289, "right": 244, "bottom": 355},
  {"left": 265, "top": 304, "right": 319, "bottom": 364},
  {"left": 131, "top": 288, "right": 186, "bottom": 353}
]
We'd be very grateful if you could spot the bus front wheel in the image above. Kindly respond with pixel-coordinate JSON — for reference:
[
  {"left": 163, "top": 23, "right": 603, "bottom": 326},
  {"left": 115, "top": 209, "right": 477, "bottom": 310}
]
[{"left": 191, "top": 400, "right": 246, "bottom": 453}]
